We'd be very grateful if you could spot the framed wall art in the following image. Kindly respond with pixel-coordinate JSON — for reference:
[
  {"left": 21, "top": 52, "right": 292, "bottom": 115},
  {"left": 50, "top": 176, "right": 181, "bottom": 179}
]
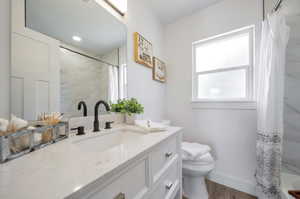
[
  {"left": 134, "top": 32, "right": 153, "bottom": 68},
  {"left": 153, "top": 57, "right": 166, "bottom": 83}
]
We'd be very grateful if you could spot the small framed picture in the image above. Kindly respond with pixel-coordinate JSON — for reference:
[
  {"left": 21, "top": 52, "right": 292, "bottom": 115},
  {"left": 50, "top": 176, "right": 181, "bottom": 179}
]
[
  {"left": 134, "top": 32, "right": 153, "bottom": 68},
  {"left": 153, "top": 57, "right": 166, "bottom": 83}
]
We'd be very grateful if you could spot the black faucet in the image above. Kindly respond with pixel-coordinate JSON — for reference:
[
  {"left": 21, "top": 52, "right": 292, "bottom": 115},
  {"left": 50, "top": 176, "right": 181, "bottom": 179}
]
[
  {"left": 93, "top": 100, "right": 110, "bottom": 132},
  {"left": 78, "top": 101, "right": 87, "bottom": 117}
]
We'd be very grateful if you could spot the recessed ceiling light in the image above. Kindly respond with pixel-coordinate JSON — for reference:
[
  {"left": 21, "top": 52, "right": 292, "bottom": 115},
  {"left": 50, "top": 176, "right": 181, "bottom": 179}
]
[{"left": 72, "top": 36, "right": 82, "bottom": 42}]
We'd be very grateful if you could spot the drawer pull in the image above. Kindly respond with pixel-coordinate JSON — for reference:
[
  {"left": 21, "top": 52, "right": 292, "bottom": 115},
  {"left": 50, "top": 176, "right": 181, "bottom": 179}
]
[
  {"left": 165, "top": 182, "right": 174, "bottom": 190},
  {"left": 114, "top": 193, "right": 125, "bottom": 199},
  {"left": 165, "top": 152, "right": 173, "bottom": 158}
]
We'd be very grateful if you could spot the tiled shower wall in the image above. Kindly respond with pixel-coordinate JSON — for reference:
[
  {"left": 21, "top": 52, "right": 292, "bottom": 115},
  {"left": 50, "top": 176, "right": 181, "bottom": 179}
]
[
  {"left": 60, "top": 48, "right": 117, "bottom": 117},
  {"left": 283, "top": 14, "right": 300, "bottom": 172}
]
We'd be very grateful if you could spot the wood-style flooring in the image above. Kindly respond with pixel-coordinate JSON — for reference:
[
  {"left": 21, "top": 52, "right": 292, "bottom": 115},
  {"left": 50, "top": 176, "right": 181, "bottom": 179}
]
[{"left": 183, "top": 180, "right": 257, "bottom": 199}]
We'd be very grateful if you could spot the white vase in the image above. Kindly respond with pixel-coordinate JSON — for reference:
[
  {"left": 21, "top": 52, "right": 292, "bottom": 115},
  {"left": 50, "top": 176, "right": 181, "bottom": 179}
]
[{"left": 125, "top": 114, "right": 137, "bottom": 125}]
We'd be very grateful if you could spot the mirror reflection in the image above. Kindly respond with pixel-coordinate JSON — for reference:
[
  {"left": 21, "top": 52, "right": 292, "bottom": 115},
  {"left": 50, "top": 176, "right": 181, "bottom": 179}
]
[{"left": 13, "top": 0, "right": 127, "bottom": 119}]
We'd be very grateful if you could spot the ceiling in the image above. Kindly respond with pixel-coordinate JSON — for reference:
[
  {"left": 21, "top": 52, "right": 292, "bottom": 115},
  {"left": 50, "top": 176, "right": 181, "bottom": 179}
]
[
  {"left": 26, "top": 0, "right": 126, "bottom": 56},
  {"left": 144, "top": 0, "right": 223, "bottom": 24}
]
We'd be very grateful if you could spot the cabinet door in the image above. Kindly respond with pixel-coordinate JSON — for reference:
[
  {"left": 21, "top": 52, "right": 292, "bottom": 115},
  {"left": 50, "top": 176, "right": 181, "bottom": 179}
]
[{"left": 88, "top": 159, "right": 148, "bottom": 199}]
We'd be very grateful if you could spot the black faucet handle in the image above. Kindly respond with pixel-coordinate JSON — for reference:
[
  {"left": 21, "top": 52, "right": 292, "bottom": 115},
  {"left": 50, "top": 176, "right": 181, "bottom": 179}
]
[
  {"left": 105, "top": 121, "right": 114, "bottom": 129},
  {"left": 78, "top": 101, "right": 88, "bottom": 117},
  {"left": 71, "top": 126, "right": 85, "bottom": 136}
]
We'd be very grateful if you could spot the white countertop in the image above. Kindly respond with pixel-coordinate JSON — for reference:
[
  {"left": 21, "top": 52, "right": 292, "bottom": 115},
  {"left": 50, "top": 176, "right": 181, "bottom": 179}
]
[{"left": 0, "top": 125, "right": 182, "bottom": 199}]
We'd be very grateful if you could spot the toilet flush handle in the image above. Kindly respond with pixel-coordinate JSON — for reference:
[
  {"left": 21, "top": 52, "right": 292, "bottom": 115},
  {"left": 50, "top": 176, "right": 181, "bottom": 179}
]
[
  {"left": 165, "top": 152, "right": 173, "bottom": 158},
  {"left": 165, "top": 182, "right": 174, "bottom": 190}
]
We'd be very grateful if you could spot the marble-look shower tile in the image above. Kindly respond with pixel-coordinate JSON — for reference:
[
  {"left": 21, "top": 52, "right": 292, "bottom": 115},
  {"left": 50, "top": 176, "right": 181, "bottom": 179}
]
[{"left": 284, "top": 13, "right": 300, "bottom": 174}]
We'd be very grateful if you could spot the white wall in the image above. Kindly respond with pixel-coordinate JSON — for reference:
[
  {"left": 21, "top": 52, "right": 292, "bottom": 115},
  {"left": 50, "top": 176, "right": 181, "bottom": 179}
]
[
  {"left": 165, "top": 0, "right": 261, "bottom": 195},
  {"left": 0, "top": 0, "right": 10, "bottom": 119},
  {"left": 126, "top": 0, "right": 166, "bottom": 121}
]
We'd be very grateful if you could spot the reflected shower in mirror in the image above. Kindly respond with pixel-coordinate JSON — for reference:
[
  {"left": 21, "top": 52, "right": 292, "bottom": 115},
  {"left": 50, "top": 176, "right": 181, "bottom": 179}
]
[
  {"left": 59, "top": 46, "right": 125, "bottom": 117},
  {"left": 11, "top": 0, "right": 127, "bottom": 119}
]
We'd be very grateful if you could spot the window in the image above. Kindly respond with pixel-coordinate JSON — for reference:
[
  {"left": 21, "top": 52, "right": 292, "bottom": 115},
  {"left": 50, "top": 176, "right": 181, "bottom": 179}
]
[{"left": 192, "top": 26, "right": 254, "bottom": 102}]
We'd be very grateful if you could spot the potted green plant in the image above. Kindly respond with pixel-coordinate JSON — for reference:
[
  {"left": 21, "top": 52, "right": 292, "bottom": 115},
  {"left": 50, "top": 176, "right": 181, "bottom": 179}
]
[{"left": 111, "top": 98, "right": 144, "bottom": 124}]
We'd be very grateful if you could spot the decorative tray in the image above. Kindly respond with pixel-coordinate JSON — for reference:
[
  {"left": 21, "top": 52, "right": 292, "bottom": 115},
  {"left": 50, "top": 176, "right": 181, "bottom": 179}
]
[{"left": 0, "top": 121, "right": 69, "bottom": 163}]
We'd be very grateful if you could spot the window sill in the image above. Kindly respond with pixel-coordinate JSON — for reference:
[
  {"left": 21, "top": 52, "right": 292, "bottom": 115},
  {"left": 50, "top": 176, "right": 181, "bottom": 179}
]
[{"left": 191, "top": 100, "right": 257, "bottom": 110}]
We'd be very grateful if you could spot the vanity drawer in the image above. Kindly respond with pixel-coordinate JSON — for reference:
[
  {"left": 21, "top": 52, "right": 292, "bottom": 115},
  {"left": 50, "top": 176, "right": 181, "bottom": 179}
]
[
  {"left": 87, "top": 159, "right": 148, "bottom": 199},
  {"left": 151, "top": 136, "right": 178, "bottom": 183},
  {"left": 149, "top": 160, "right": 179, "bottom": 199}
]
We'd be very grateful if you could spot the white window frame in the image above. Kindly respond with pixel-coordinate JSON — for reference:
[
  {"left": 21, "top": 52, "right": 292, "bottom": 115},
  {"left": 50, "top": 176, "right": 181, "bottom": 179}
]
[{"left": 192, "top": 26, "right": 256, "bottom": 108}]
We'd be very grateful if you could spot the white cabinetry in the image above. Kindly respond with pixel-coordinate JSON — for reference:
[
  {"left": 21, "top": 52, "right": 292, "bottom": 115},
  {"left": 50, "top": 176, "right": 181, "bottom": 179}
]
[
  {"left": 87, "top": 158, "right": 149, "bottom": 199},
  {"left": 68, "top": 132, "right": 182, "bottom": 199}
]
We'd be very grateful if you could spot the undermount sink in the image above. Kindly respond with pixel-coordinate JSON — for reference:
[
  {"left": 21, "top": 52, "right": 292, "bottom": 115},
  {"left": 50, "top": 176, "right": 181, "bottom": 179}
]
[{"left": 72, "top": 130, "right": 144, "bottom": 153}]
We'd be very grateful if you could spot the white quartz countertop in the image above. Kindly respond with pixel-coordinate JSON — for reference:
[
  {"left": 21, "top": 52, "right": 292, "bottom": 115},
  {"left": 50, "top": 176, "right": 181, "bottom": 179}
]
[{"left": 0, "top": 125, "right": 182, "bottom": 199}]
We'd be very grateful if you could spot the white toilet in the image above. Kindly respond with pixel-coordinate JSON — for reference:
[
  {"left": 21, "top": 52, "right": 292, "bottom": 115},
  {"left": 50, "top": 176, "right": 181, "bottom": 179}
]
[{"left": 182, "top": 143, "right": 215, "bottom": 199}]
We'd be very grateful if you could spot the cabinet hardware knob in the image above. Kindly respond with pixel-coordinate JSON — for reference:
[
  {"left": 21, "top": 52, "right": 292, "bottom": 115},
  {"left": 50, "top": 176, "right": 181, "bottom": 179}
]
[
  {"left": 165, "top": 182, "right": 174, "bottom": 190},
  {"left": 165, "top": 152, "right": 173, "bottom": 158}
]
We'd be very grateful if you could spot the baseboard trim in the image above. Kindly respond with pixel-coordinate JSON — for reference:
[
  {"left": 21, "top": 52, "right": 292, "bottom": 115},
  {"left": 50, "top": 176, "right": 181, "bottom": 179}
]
[{"left": 207, "top": 171, "right": 257, "bottom": 196}]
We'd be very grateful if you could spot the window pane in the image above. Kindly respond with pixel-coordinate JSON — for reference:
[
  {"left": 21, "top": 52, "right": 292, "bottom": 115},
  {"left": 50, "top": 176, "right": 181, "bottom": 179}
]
[
  {"left": 195, "top": 32, "right": 250, "bottom": 72},
  {"left": 197, "top": 69, "right": 246, "bottom": 99}
]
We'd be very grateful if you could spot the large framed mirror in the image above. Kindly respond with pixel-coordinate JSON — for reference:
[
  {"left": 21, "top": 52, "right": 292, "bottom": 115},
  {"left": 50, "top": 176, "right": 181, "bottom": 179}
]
[{"left": 11, "top": 0, "right": 127, "bottom": 119}]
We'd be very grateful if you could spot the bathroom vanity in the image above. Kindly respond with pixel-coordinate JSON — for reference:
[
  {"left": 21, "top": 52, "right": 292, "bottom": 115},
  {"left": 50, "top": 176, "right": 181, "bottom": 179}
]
[{"left": 0, "top": 125, "right": 182, "bottom": 199}]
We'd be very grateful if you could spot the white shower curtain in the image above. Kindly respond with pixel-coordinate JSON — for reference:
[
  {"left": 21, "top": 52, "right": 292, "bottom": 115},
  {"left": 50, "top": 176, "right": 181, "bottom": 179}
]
[
  {"left": 108, "top": 66, "right": 119, "bottom": 103},
  {"left": 256, "top": 13, "right": 290, "bottom": 199}
]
